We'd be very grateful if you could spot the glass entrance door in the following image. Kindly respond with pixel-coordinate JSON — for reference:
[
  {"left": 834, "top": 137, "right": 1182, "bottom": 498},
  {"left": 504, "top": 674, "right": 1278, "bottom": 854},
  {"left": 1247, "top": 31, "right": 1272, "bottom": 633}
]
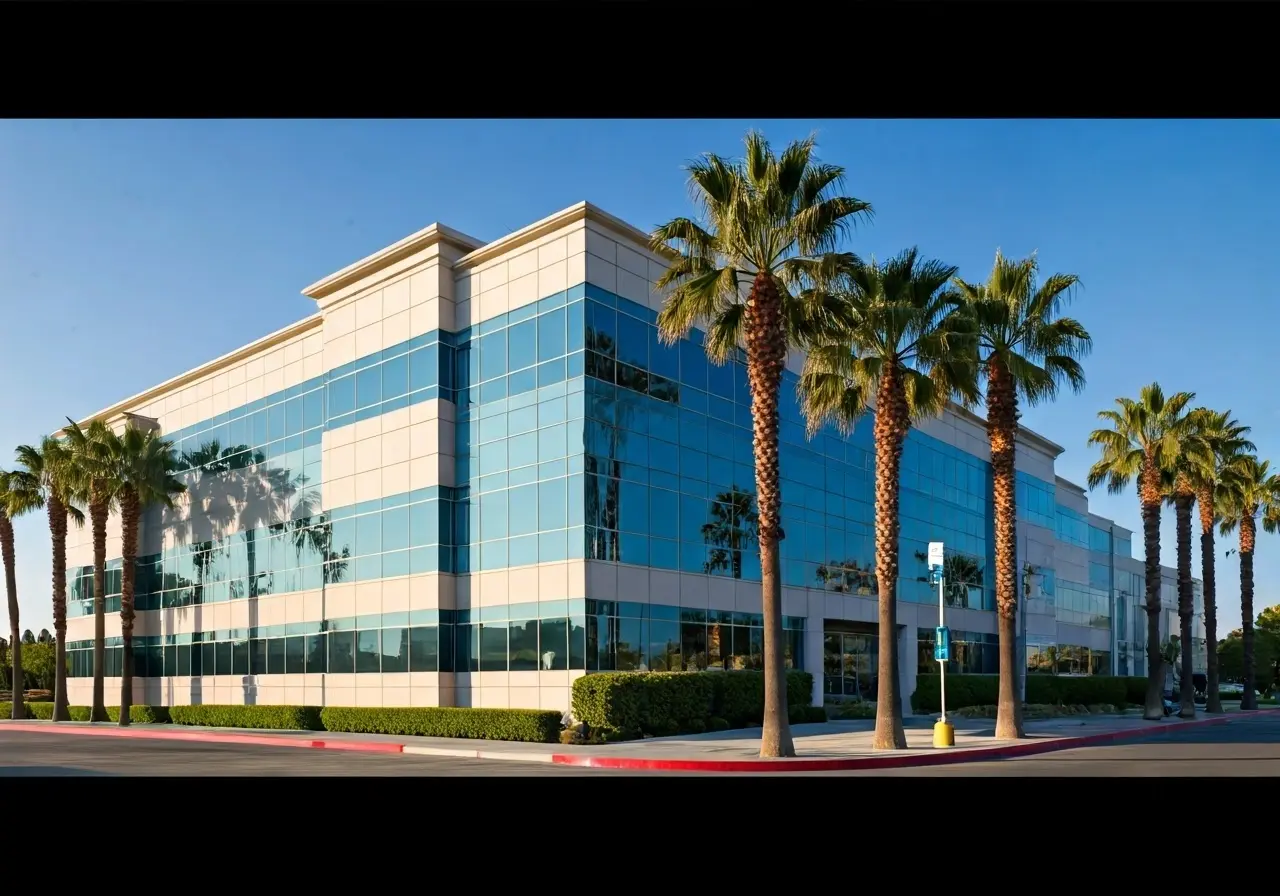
[{"left": 823, "top": 628, "right": 877, "bottom": 701}]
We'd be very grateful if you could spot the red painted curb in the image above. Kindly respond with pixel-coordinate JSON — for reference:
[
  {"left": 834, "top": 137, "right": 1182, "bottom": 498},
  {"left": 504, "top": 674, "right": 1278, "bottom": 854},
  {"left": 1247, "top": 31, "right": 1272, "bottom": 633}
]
[
  {"left": 0, "top": 723, "right": 406, "bottom": 754},
  {"left": 550, "top": 709, "right": 1280, "bottom": 772}
]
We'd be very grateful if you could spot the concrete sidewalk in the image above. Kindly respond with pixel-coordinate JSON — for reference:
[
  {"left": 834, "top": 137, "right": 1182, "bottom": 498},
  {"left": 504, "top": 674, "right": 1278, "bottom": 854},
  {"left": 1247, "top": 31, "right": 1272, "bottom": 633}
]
[{"left": 8, "top": 708, "right": 1277, "bottom": 771}]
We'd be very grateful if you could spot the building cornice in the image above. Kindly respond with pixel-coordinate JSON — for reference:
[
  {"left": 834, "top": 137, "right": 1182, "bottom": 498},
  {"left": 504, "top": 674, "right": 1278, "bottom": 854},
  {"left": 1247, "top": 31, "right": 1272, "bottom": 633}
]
[
  {"left": 455, "top": 201, "right": 678, "bottom": 272},
  {"left": 301, "top": 223, "right": 486, "bottom": 302},
  {"left": 59, "top": 314, "right": 324, "bottom": 436},
  {"left": 949, "top": 403, "right": 1065, "bottom": 458}
]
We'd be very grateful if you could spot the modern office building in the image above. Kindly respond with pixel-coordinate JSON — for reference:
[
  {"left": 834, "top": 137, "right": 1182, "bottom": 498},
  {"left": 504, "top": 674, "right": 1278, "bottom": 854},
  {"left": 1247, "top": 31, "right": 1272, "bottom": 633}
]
[{"left": 60, "top": 202, "right": 1205, "bottom": 715}]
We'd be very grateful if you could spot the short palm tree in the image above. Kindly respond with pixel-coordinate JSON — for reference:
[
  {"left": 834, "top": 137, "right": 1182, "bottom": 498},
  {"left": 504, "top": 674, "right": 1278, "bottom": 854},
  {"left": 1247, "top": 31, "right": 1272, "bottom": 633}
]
[
  {"left": 650, "top": 131, "right": 872, "bottom": 758},
  {"left": 800, "top": 249, "right": 978, "bottom": 750},
  {"left": 62, "top": 417, "right": 119, "bottom": 722},
  {"left": 952, "top": 249, "right": 1090, "bottom": 740},
  {"left": 1087, "top": 383, "right": 1195, "bottom": 721},
  {"left": 111, "top": 424, "right": 186, "bottom": 726},
  {"left": 1185, "top": 409, "right": 1253, "bottom": 713},
  {"left": 1217, "top": 455, "right": 1280, "bottom": 712},
  {"left": 10, "top": 438, "right": 86, "bottom": 721}
]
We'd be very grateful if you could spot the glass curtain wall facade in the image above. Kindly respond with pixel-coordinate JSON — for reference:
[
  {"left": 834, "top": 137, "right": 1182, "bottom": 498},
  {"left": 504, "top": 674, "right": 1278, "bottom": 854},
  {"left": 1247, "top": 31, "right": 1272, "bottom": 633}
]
[{"left": 58, "top": 204, "right": 1203, "bottom": 712}]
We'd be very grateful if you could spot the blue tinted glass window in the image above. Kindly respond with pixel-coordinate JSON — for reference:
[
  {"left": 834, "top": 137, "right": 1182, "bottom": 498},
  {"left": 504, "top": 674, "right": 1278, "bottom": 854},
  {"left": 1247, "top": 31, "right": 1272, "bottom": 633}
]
[
  {"left": 356, "top": 366, "right": 381, "bottom": 408},
  {"left": 382, "top": 353, "right": 409, "bottom": 400},
  {"left": 509, "top": 319, "right": 537, "bottom": 371},
  {"left": 480, "top": 331, "right": 506, "bottom": 382},
  {"left": 539, "top": 308, "right": 567, "bottom": 362},
  {"left": 409, "top": 345, "right": 437, "bottom": 392}
]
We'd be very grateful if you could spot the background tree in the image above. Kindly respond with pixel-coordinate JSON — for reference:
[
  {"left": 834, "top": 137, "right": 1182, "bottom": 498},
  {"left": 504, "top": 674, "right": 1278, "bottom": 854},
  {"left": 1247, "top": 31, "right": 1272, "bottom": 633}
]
[
  {"left": 650, "top": 131, "right": 871, "bottom": 758},
  {"left": 1185, "top": 409, "right": 1252, "bottom": 713},
  {"left": 1217, "top": 455, "right": 1280, "bottom": 711},
  {"left": 62, "top": 417, "right": 119, "bottom": 722},
  {"left": 21, "top": 639, "right": 57, "bottom": 692},
  {"left": 111, "top": 424, "right": 185, "bottom": 726},
  {"left": 800, "top": 249, "right": 978, "bottom": 750},
  {"left": 953, "top": 249, "right": 1089, "bottom": 740},
  {"left": 1218, "top": 629, "right": 1278, "bottom": 698},
  {"left": 12, "top": 437, "right": 86, "bottom": 720},
  {"left": 1087, "top": 383, "right": 1195, "bottom": 721}
]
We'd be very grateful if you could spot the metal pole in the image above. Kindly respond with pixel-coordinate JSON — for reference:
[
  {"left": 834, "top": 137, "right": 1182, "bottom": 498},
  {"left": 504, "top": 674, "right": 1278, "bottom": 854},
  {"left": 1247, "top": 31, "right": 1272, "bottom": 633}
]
[{"left": 939, "top": 570, "right": 946, "bottom": 723}]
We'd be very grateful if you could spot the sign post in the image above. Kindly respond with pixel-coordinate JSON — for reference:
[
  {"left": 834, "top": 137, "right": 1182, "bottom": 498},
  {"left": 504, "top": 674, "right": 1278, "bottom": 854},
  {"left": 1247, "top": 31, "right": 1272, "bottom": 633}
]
[{"left": 928, "top": 541, "right": 955, "bottom": 748}]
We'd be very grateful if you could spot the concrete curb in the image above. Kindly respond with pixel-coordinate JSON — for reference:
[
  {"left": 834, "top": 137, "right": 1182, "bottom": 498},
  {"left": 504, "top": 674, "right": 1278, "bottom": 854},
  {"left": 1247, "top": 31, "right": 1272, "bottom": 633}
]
[
  {"left": 0, "top": 723, "right": 407, "bottom": 755},
  {"left": 548, "top": 709, "right": 1280, "bottom": 772},
  {"left": 402, "top": 744, "right": 556, "bottom": 763}
]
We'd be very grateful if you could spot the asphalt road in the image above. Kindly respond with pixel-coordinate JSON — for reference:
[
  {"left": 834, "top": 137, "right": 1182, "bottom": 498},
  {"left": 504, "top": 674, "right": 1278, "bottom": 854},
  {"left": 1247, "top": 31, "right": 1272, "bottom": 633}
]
[{"left": 1, "top": 713, "right": 1276, "bottom": 776}]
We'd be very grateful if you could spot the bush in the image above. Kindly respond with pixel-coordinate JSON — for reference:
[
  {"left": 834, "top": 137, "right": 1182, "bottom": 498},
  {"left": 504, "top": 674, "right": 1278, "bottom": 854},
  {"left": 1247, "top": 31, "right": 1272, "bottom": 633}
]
[
  {"left": 320, "top": 707, "right": 562, "bottom": 743},
  {"left": 169, "top": 705, "right": 322, "bottom": 731},
  {"left": 789, "top": 705, "right": 827, "bottom": 724},
  {"left": 911, "top": 675, "right": 1146, "bottom": 713},
  {"left": 830, "top": 701, "right": 876, "bottom": 720},
  {"left": 572, "top": 670, "right": 814, "bottom": 737},
  {"left": 62, "top": 705, "right": 171, "bottom": 723}
]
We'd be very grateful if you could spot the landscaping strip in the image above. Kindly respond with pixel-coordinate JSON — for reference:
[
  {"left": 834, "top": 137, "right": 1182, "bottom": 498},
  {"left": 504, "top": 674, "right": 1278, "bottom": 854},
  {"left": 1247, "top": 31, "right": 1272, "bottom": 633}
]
[
  {"left": 548, "top": 709, "right": 1280, "bottom": 772},
  {"left": 0, "top": 721, "right": 408, "bottom": 753}
]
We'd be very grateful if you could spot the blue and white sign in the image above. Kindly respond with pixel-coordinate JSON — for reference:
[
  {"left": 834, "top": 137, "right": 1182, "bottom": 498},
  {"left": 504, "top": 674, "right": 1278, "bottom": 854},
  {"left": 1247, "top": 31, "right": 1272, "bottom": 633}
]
[
  {"left": 934, "top": 626, "right": 951, "bottom": 662},
  {"left": 928, "top": 541, "right": 944, "bottom": 570}
]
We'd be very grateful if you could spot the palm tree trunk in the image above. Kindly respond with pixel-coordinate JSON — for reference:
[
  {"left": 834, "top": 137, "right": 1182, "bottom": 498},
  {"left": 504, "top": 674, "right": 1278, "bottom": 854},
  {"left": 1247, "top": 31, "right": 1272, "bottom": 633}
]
[
  {"left": 49, "top": 496, "right": 70, "bottom": 721},
  {"left": 1174, "top": 491, "right": 1196, "bottom": 718},
  {"left": 2, "top": 513, "right": 23, "bottom": 719},
  {"left": 742, "top": 270, "right": 794, "bottom": 759},
  {"left": 1139, "top": 459, "right": 1164, "bottom": 721},
  {"left": 1240, "top": 515, "right": 1257, "bottom": 711},
  {"left": 1197, "top": 487, "right": 1222, "bottom": 713},
  {"left": 89, "top": 496, "right": 110, "bottom": 722},
  {"left": 872, "top": 366, "right": 909, "bottom": 750},
  {"left": 119, "top": 489, "right": 139, "bottom": 726},
  {"left": 987, "top": 362, "right": 1024, "bottom": 739}
]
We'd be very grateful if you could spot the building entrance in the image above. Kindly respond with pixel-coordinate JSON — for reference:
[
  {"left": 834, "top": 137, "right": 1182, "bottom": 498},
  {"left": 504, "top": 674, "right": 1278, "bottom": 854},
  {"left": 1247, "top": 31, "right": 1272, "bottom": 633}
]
[{"left": 823, "top": 621, "right": 877, "bottom": 701}]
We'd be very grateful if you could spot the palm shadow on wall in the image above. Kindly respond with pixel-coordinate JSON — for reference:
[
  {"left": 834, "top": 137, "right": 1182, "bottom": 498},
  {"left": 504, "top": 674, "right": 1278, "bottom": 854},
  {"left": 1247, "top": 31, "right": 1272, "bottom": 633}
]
[{"left": 162, "top": 440, "right": 349, "bottom": 707}]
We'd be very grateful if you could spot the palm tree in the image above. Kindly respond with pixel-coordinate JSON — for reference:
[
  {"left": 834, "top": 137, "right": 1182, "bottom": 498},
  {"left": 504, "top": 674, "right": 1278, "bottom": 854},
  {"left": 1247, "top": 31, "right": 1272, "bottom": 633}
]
[
  {"left": 1185, "top": 409, "right": 1253, "bottom": 713},
  {"left": 1217, "top": 455, "right": 1280, "bottom": 712},
  {"left": 62, "top": 417, "right": 119, "bottom": 722},
  {"left": 952, "top": 250, "right": 1090, "bottom": 740},
  {"left": 0, "top": 472, "right": 26, "bottom": 716},
  {"left": 649, "top": 131, "right": 871, "bottom": 758},
  {"left": 1161, "top": 414, "right": 1218, "bottom": 718},
  {"left": 1087, "top": 383, "right": 1195, "bottom": 721},
  {"left": 111, "top": 424, "right": 185, "bottom": 726},
  {"left": 11, "top": 437, "right": 86, "bottom": 721},
  {"left": 800, "top": 249, "right": 979, "bottom": 750}
]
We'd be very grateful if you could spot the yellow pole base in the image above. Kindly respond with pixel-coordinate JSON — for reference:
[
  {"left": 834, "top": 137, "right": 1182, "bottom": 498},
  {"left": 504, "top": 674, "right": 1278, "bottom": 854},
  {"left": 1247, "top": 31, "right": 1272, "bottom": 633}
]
[{"left": 933, "top": 721, "right": 955, "bottom": 748}]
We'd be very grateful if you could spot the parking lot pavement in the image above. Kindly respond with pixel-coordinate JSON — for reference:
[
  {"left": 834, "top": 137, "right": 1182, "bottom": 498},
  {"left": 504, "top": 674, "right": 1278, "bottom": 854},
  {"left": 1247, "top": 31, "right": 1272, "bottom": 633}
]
[{"left": 0, "top": 732, "right": 621, "bottom": 777}]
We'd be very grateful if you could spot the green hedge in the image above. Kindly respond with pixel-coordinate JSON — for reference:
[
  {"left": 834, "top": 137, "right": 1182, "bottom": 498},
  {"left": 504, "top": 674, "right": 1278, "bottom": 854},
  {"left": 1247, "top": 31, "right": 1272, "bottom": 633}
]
[
  {"left": 321, "top": 707, "right": 562, "bottom": 743},
  {"left": 169, "top": 705, "right": 324, "bottom": 731},
  {"left": 911, "top": 675, "right": 1149, "bottom": 713},
  {"left": 0, "top": 703, "right": 169, "bottom": 723},
  {"left": 572, "top": 670, "right": 815, "bottom": 737}
]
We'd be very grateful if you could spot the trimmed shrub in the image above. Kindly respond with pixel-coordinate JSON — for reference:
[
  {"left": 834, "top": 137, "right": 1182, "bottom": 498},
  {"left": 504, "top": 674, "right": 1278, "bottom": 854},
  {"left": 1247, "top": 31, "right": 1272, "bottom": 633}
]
[
  {"left": 64, "top": 705, "right": 170, "bottom": 724},
  {"left": 911, "top": 675, "right": 1145, "bottom": 713},
  {"left": 789, "top": 704, "right": 828, "bottom": 724},
  {"left": 320, "top": 707, "right": 562, "bottom": 743},
  {"left": 572, "top": 670, "right": 814, "bottom": 736},
  {"left": 169, "top": 704, "right": 322, "bottom": 731},
  {"left": 0, "top": 702, "right": 28, "bottom": 719}
]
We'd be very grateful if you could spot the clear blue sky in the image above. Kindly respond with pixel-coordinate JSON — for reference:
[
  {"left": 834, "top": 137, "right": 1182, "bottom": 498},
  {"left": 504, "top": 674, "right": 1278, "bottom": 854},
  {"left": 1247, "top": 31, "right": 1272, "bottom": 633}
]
[{"left": 2, "top": 119, "right": 1277, "bottom": 639}]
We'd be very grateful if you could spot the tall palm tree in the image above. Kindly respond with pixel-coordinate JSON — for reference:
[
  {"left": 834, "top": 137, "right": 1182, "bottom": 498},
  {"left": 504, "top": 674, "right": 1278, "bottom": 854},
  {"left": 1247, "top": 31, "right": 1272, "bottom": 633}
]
[
  {"left": 62, "top": 417, "right": 119, "bottom": 722},
  {"left": 1185, "top": 409, "right": 1253, "bottom": 713},
  {"left": 11, "top": 438, "right": 86, "bottom": 721},
  {"left": 0, "top": 472, "right": 27, "bottom": 717},
  {"left": 650, "top": 131, "right": 871, "bottom": 758},
  {"left": 952, "top": 250, "right": 1090, "bottom": 740},
  {"left": 1217, "top": 455, "right": 1280, "bottom": 712},
  {"left": 800, "top": 249, "right": 979, "bottom": 750},
  {"left": 1161, "top": 415, "right": 1218, "bottom": 719},
  {"left": 111, "top": 424, "right": 186, "bottom": 726},
  {"left": 1087, "top": 383, "right": 1195, "bottom": 721}
]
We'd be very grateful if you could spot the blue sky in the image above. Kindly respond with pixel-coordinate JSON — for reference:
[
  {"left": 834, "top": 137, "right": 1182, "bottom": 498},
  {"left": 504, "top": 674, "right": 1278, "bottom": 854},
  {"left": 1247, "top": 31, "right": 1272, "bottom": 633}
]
[{"left": 1, "top": 118, "right": 1276, "bottom": 638}]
